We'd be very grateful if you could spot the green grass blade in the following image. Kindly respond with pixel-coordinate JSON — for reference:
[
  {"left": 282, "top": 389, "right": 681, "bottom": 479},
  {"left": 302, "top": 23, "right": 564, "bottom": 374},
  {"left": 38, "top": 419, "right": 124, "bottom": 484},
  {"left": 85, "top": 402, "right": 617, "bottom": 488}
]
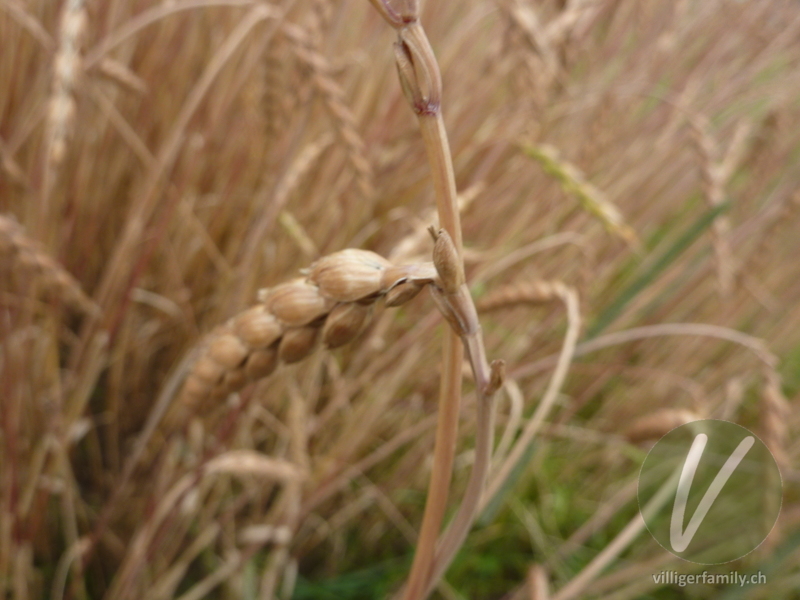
[{"left": 587, "top": 201, "right": 730, "bottom": 338}]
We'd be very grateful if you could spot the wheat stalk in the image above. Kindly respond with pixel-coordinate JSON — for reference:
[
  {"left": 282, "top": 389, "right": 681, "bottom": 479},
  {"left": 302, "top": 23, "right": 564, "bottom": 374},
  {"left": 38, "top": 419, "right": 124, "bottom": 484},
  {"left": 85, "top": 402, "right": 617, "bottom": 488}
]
[
  {"left": 105, "top": 447, "right": 300, "bottom": 600},
  {"left": 527, "top": 563, "right": 550, "bottom": 600},
  {"left": 623, "top": 408, "right": 703, "bottom": 444},
  {"left": 94, "top": 58, "right": 148, "bottom": 96},
  {"left": 761, "top": 368, "right": 790, "bottom": 472},
  {"left": 364, "top": 4, "right": 475, "bottom": 597}
]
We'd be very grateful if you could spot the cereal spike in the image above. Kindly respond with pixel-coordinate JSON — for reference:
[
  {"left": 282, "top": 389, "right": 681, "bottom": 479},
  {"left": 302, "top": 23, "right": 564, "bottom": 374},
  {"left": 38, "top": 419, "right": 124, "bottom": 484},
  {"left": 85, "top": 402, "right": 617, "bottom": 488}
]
[
  {"left": 166, "top": 241, "right": 492, "bottom": 433},
  {"left": 166, "top": 249, "right": 438, "bottom": 431},
  {"left": 523, "top": 144, "right": 638, "bottom": 246},
  {"left": 47, "top": 0, "right": 87, "bottom": 167},
  {"left": 0, "top": 215, "right": 97, "bottom": 315}
]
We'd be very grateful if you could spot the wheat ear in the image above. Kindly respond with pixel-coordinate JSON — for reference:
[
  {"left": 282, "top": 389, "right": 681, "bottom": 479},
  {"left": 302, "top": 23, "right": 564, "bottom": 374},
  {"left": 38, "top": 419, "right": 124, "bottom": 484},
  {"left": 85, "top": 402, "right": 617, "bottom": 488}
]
[
  {"left": 690, "top": 116, "right": 751, "bottom": 296},
  {"left": 523, "top": 144, "right": 638, "bottom": 247},
  {"left": 477, "top": 280, "right": 575, "bottom": 312},
  {"left": 283, "top": 23, "right": 375, "bottom": 199},
  {"left": 46, "top": 0, "right": 87, "bottom": 169},
  {"left": 0, "top": 215, "right": 97, "bottom": 315},
  {"left": 163, "top": 249, "right": 438, "bottom": 431},
  {"left": 100, "top": 234, "right": 501, "bottom": 589}
]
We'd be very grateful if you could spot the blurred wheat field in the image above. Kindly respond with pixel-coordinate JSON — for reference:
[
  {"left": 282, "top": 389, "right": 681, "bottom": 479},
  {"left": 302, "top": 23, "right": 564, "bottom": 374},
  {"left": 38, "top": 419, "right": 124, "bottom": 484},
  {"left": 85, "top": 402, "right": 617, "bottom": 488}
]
[{"left": 2, "top": 0, "right": 800, "bottom": 598}]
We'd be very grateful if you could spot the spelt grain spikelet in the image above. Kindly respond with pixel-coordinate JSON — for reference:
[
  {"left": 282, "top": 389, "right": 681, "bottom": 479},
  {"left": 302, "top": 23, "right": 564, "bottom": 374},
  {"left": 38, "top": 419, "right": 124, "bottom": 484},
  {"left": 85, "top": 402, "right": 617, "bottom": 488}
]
[
  {"left": 262, "top": 279, "right": 334, "bottom": 326},
  {"left": 385, "top": 280, "right": 425, "bottom": 307},
  {"left": 308, "top": 249, "right": 391, "bottom": 302},
  {"left": 244, "top": 348, "right": 279, "bottom": 380},
  {"left": 192, "top": 354, "right": 226, "bottom": 387},
  {"left": 207, "top": 334, "right": 249, "bottom": 370},
  {"left": 322, "top": 302, "right": 373, "bottom": 348},
  {"left": 233, "top": 305, "right": 282, "bottom": 349},
  {"left": 278, "top": 326, "right": 320, "bottom": 363},
  {"left": 430, "top": 228, "right": 464, "bottom": 294}
]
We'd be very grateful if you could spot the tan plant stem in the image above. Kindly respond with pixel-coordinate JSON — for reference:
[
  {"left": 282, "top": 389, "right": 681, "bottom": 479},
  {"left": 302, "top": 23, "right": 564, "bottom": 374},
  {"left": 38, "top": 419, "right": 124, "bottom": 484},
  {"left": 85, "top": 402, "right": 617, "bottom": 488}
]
[
  {"left": 367, "top": 4, "right": 505, "bottom": 597},
  {"left": 407, "top": 329, "right": 463, "bottom": 597},
  {"left": 423, "top": 383, "right": 495, "bottom": 598},
  {"left": 411, "top": 233, "right": 504, "bottom": 597},
  {"left": 417, "top": 101, "right": 462, "bottom": 249},
  {"left": 381, "top": 10, "right": 469, "bottom": 599},
  {"left": 416, "top": 115, "right": 465, "bottom": 598},
  {"left": 484, "top": 286, "right": 580, "bottom": 509}
]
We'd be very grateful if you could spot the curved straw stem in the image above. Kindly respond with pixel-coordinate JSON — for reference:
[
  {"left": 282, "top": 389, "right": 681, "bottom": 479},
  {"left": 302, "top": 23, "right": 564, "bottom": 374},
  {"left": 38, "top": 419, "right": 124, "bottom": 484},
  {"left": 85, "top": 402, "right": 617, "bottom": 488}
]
[
  {"left": 366, "top": 4, "right": 512, "bottom": 598},
  {"left": 483, "top": 287, "right": 581, "bottom": 510},
  {"left": 371, "top": 6, "right": 469, "bottom": 599}
]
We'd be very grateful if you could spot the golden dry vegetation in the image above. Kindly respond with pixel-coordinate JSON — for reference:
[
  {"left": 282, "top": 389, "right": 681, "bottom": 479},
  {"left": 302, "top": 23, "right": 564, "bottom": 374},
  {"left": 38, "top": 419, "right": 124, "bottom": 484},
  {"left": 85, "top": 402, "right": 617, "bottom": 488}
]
[{"left": 1, "top": 0, "right": 800, "bottom": 598}]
